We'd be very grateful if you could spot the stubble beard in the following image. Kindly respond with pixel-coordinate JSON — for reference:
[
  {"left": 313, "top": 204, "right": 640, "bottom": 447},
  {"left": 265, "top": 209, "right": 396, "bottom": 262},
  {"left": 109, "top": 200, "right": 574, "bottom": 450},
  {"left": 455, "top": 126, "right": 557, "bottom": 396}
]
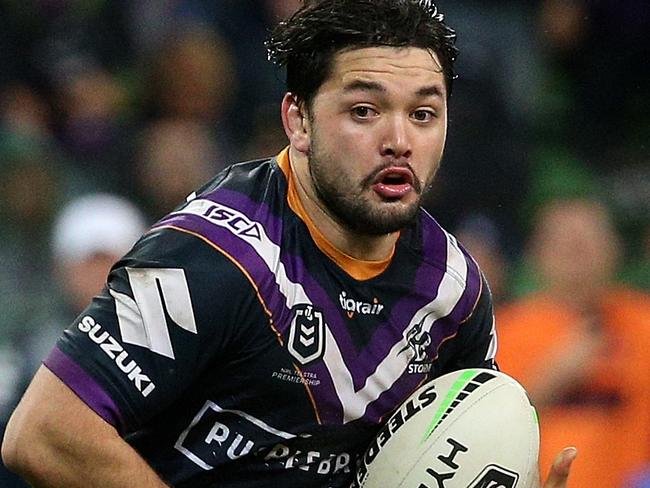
[{"left": 307, "top": 137, "right": 426, "bottom": 236}]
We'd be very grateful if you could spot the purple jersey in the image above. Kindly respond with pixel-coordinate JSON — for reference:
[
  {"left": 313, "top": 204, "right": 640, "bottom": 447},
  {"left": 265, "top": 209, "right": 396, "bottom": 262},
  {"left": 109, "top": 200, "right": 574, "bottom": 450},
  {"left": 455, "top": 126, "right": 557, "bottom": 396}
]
[{"left": 45, "top": 149, "right": 497, "bottom": 487}]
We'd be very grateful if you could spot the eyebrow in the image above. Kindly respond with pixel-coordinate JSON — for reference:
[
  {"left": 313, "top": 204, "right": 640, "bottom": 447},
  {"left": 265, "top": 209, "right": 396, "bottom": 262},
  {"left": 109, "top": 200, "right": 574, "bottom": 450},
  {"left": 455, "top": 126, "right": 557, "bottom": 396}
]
[
  {"left": 342, "top": 80, "right": 444, "bottom": 98},
  {"left": 343, "top": 80, "right": 386, "bottom": 93},
  {"left": 417, "top": 85, "right": 444, "bottom": 98}
]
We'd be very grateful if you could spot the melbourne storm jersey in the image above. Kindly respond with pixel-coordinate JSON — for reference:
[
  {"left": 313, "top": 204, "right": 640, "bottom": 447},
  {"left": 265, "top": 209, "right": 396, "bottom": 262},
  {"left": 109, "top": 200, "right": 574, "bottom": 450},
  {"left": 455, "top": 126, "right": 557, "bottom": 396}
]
[{"left": 45, "top": 149, "right": 497, "bottom": 487}]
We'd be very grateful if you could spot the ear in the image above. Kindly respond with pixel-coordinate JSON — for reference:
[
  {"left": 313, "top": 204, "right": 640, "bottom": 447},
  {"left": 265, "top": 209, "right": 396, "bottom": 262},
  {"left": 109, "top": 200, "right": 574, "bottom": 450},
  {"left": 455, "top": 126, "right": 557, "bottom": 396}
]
[{"left": 281, "top": 93, "right": 310, "bottom": 154}]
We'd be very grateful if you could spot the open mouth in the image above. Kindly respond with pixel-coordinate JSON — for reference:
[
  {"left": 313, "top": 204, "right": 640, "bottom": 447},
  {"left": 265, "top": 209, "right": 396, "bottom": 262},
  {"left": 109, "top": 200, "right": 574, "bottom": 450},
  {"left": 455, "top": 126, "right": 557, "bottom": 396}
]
[{"left": 372, "top": 166, "right": 416, "bottom": 199}]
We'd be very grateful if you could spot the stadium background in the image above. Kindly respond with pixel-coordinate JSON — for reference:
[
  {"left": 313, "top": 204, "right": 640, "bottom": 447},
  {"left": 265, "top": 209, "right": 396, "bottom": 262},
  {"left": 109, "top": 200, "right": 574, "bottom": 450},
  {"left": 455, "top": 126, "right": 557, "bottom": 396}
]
[{"left": 0, "top": 0, "right": 648, "bottom": 486}]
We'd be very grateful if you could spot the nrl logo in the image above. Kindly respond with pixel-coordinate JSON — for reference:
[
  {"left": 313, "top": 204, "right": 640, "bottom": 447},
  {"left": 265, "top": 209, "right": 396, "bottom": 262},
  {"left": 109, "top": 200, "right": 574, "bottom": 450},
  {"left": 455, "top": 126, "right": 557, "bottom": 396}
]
[{"left": 287, "top": 304, "right": 325, "bottom": 365}]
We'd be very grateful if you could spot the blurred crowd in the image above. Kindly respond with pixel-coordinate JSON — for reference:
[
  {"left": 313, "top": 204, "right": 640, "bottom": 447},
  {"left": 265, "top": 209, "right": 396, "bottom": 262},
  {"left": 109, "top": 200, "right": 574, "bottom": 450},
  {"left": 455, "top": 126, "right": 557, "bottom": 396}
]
[{"left": 0, "top": 1, "right": 648, "bottom": 487}]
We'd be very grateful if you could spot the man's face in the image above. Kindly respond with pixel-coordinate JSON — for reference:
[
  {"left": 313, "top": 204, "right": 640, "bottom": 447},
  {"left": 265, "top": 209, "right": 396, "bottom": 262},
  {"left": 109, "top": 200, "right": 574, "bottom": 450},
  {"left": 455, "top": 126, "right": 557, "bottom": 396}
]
[{"left": 305, "top": 46, "right": 448, "bottom": 235}]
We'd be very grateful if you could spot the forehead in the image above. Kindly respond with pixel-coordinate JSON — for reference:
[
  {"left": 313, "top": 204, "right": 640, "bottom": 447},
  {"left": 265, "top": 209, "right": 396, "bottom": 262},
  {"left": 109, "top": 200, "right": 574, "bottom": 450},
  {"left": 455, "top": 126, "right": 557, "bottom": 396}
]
[{"left": 324, "top": 46, "right": 446, "bottom": 95}]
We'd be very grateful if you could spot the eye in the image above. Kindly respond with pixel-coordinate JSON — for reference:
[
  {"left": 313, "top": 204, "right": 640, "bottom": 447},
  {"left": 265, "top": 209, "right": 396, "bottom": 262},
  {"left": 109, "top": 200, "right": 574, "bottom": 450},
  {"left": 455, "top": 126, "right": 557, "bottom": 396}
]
[
  {"left": 411, "top": 109, "right": 436, "bottom": 122},
  {"left": 351, "top": 105, "right": 378, "bottom": 119}
]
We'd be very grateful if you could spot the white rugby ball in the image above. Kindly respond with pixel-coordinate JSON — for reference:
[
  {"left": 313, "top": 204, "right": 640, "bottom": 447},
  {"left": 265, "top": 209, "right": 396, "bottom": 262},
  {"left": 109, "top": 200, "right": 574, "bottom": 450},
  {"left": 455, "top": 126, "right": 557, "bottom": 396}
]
[{"left": 352, "top": 369, "right": 540, "bottom": 488}]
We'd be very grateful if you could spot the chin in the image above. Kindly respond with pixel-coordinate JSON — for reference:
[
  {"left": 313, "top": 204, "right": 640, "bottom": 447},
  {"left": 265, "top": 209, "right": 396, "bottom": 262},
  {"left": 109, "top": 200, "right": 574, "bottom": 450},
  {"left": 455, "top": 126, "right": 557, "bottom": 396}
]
[{"left": 350, "top": 206, "right": 420, "bottom": 236}]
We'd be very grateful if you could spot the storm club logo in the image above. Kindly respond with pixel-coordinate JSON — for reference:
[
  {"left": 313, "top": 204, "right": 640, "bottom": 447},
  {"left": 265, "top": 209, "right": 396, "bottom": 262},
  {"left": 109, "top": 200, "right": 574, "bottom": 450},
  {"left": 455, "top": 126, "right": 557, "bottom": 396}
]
[{"left": 399, "top": 317, "right": 433, "bottom": 374}]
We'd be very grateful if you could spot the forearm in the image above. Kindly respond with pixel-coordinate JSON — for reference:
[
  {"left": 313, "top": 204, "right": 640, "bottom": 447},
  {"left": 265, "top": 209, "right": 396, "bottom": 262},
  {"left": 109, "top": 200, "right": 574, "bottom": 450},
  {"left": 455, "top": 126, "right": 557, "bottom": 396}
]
[
  {"left": 4, "top": 425, "right": 168, "bottom": 488},
  {"left": 2, "top": 367, "right": 169, "bottom": 488}
]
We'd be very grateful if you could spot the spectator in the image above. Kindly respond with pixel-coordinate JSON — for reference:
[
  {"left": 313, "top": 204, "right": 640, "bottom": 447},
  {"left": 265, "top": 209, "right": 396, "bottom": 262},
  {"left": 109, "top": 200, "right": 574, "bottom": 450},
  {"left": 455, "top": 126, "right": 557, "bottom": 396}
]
[
  {"left": 3, "top": 191, "right": 148, "bottom": 407},
  {"left": 50, "top": 56, "right": 134, "bottom": 191},
  {"left": 534, "top": 0, "right": 650, "bottom": 170},
  {"left": 207, "top": 0, "right": 299, "bottom": 145},
  {"left": 0, "top": 83, "right": 52, "bottom": 137},
  {"left": 496, "top": 196, "right": 650, "bottom": 487},
  {"left": 0, "top": 130, "right": 66, "bottom": 370},
  {"left": 144, "top": 26, "right": 237, "bottom": 134},
  {"left": 50, "top": 193, "right": 149, "bottom": 318},
  {"left": 1, "top": 192, "right": 147, "bottom": 487}
]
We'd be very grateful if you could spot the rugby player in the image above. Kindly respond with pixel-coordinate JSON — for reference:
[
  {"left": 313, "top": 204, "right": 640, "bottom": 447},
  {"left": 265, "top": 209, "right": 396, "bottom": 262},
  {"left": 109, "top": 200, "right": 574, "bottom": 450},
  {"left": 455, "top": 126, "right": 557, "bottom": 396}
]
[{"left": 1, "top": 1, "right": 575, "bottom": 486}]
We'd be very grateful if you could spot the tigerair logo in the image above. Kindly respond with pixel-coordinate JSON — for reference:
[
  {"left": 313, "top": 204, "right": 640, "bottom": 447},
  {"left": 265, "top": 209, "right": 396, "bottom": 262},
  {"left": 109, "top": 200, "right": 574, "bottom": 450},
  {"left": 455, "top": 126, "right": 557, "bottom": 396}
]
[{"left": 339, "top": 292, "right": 384, "bottom": 319}]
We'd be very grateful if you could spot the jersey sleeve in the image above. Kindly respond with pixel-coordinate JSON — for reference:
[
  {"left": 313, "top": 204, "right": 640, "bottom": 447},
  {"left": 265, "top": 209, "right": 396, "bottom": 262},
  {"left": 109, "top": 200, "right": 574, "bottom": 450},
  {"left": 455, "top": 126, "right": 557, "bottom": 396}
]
[
  {"left": 44, "top": 227, "right": 264, "bottom": 434},
  {"left": 438, "top": 273, "right": 499, "bottom": 372}
]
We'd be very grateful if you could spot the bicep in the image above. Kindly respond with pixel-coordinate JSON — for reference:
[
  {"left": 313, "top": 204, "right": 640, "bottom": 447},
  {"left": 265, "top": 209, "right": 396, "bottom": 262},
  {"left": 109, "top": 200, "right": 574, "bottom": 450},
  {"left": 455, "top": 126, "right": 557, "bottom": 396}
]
[
  {"left": 439, "top": 275, "right": 498, "bottom": 372},
  {"left": 3, "top": 366, "right": 123, "bottom": 479},
  {"left": 4, "top": 367, "right": 171, "bottom": 487}
]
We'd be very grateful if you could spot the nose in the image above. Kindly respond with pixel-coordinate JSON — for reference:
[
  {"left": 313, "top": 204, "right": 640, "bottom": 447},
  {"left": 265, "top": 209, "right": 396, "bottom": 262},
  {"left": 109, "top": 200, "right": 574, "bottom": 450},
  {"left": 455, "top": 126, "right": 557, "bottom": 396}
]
[{"left": 380, "top": 115, "right": 412, "bottom": 160}]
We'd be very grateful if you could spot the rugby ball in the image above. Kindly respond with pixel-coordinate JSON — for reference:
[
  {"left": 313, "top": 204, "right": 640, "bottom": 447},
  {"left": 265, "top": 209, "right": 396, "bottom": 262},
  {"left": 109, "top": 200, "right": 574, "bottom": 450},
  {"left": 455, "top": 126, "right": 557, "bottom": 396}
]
[{"left": 352, "top": 369, "right": 540, "bottom": 488}]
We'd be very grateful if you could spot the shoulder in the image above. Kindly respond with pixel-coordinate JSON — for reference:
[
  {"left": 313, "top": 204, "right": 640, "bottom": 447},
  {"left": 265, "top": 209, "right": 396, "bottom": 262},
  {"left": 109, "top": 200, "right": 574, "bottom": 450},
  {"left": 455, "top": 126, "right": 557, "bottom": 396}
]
[
  {"left": 50, "top": 226, "right": 271, "bottom": 432},
  {"left": 404, "top": 209, "right": 485, "bottom": 320},
  {"left": 119, "top": 225, "right": 247, "bottom": 278},
  {"left": 411, "top": 210, "right": 480, "bottom": 278},
  {"left": 147, "top": 155, "right": 290, "bottom": 259},
  {"left": 187, "top": 156, "right": 286, "bottom": 206},
  {"left": 109, "top": 225, "right": 264, "bottom": 323}
]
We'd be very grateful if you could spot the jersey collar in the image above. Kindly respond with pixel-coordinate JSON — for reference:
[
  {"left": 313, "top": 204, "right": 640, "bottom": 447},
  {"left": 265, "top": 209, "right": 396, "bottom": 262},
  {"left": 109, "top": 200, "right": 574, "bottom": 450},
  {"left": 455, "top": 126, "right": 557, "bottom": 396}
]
[{"left": 276, "top": 147, "right": 395, "bottom": 281}]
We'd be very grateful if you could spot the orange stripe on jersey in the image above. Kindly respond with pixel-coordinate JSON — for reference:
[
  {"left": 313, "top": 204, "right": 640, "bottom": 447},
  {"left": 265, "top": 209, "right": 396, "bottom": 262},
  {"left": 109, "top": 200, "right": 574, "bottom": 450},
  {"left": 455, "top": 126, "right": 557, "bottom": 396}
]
[
  {"left": 160, "top": 223, "right": 326, "bottom": 424},
  {"left": 276, "top": 147, "right": 395, "bottom": 281},
  {"left": 160, "top": 224, "right": 324, "bottom": 424},
  {"left": 156, "top": 224, "right": 284, "bottom": 346}
]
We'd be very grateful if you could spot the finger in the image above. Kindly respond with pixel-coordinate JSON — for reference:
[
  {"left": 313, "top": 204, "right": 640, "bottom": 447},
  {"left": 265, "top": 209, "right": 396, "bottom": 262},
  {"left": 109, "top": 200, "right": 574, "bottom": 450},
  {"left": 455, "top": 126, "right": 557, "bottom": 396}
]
[{"left": 543, "top": 447, "right": 578, "bottom": 488}]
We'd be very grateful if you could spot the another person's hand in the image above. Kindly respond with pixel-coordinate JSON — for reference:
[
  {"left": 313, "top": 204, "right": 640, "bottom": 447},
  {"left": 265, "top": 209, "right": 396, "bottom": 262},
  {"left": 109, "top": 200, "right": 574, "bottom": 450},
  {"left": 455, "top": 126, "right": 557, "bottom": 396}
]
[{"left": 542, "top": 447, "right": 577, "bottom": 488}]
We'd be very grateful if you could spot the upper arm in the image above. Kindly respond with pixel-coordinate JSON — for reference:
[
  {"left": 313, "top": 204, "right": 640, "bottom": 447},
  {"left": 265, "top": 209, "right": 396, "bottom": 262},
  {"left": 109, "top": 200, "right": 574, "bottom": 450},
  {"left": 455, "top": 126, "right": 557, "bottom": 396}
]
[
  {"left": 2, "top": 366, "right": 122, "bottom": 477},
  {"left": 43, "top": 227, "right": 260, "bottom": 434},
  {"left": 439, "top": 274, "right": 498, "bottom": 372}
]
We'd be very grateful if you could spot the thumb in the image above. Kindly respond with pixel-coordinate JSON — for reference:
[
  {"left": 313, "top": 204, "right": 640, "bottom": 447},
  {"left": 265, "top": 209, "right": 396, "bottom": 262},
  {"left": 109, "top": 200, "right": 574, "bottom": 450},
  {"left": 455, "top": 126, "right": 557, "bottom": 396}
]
[{"left": 543, "top": 447, "right": 578, "bottom": 488}]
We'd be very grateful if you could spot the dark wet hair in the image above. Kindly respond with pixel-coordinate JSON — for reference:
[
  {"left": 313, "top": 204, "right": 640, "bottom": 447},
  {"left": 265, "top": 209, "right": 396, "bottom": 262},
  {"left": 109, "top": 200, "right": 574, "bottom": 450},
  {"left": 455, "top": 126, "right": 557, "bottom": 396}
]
[{"left": 266, "top": 0, "right": 458, "bottom": 107}]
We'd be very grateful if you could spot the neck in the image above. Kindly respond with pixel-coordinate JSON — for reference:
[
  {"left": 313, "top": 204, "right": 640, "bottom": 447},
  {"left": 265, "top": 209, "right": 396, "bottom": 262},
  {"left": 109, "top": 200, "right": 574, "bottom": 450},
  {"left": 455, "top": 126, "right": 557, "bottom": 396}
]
[{"left": 288, "top": 146, "right": 399, "bottom": 261}]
